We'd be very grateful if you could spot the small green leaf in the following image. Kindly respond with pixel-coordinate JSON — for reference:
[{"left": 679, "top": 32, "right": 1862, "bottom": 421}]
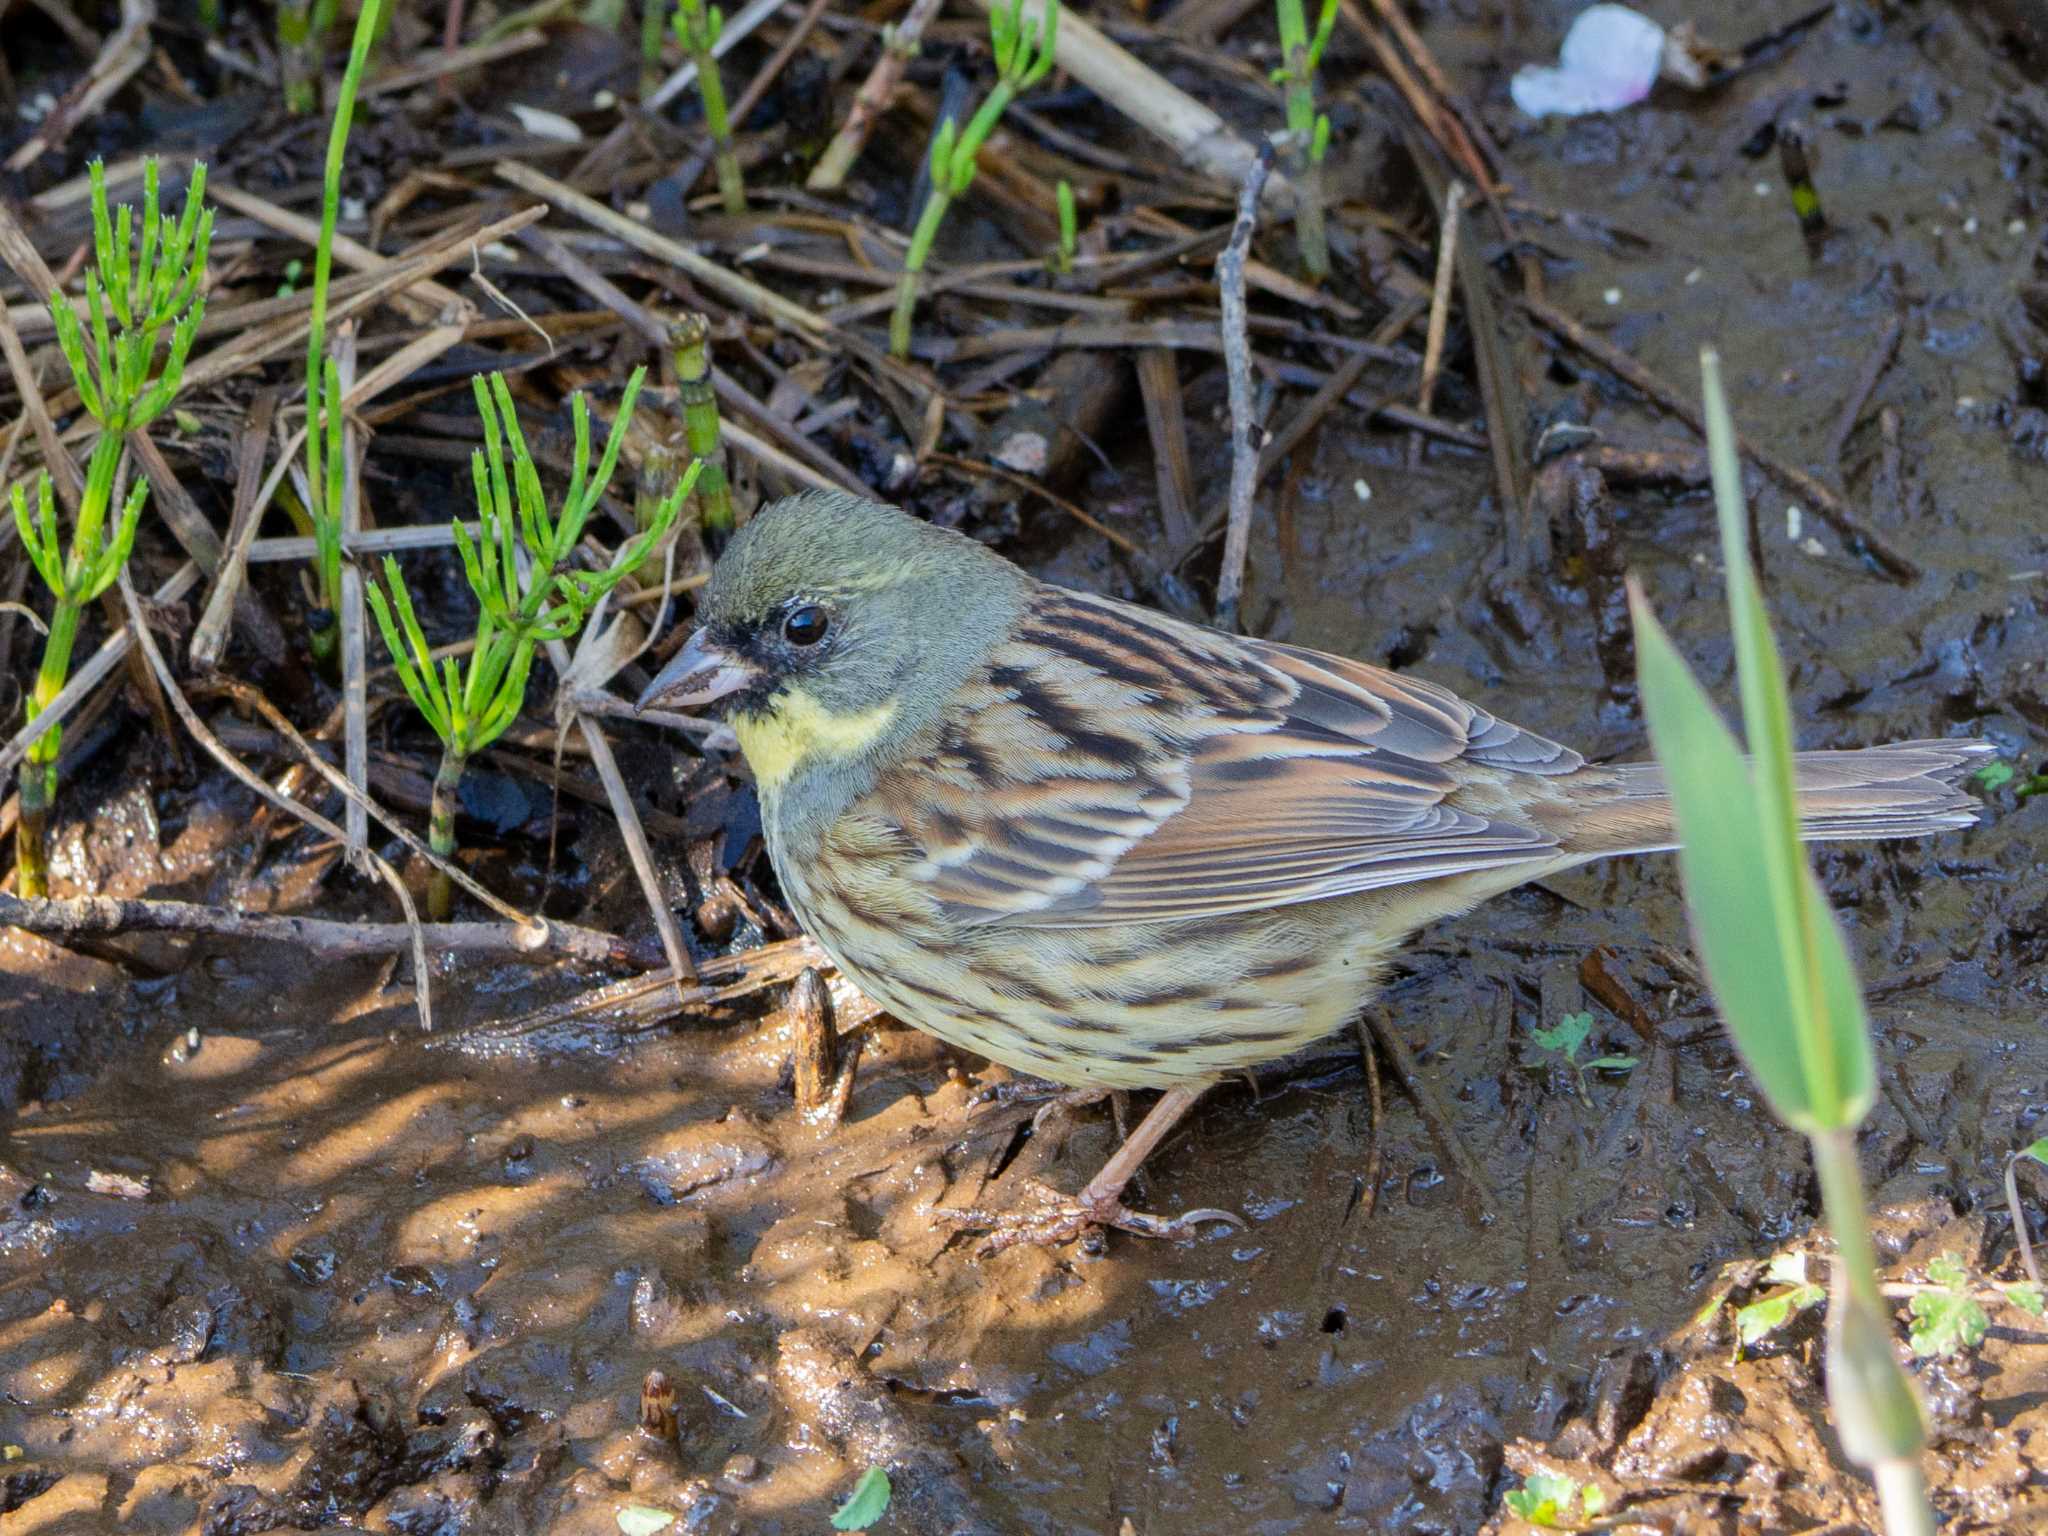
[
  {"left": 2003, "top": 1282, "right": 2044, "bottom": 1317},
  {"left": 1530, "top": 1012, "right": 1592, "bottom": 1061},
  {"left": 1908, "top": 1287, "right": 1988, "bottom": 1357},
  {"left": 1925, "top": 1253, "right": 1970, "bottom": 1290},
  {"left": 831, "top": 1466, "right": 892, "bottom": 1531},
  {"left": 616, "top": 1505, "right": 674, "bottom": 1535},
  {"left": 1973, "top": 759, "right": 2016, "bottom": 791},
  {"left": 2021, "top": 1138, "right": 2048, "bottom": 1169},
  {"left": 1502, "top": 1470, "right": 1578, "bottom": 1526},
  {"left": 1585, "top": 1054, "right": 1639, "bottom": 1074},
  {"left": 1734, "top": 1283, "right": 1824, "bottom": 1345},
  {"left": 1578, "top": 1484, "right": 1605, "bottom": 1519}
]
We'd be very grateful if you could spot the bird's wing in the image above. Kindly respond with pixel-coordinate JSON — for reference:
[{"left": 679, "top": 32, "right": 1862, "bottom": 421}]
[{"left": 874, "top": 586, "right": 1587, "bottom": 929}]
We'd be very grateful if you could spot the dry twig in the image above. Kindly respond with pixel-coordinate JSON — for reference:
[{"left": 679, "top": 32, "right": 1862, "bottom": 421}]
[
  {"left": 0, "top": 893, "right": 655, "bottom": 967},
  {"left": 1214, "top": 145, "right": 1274, "bottom": 633}
]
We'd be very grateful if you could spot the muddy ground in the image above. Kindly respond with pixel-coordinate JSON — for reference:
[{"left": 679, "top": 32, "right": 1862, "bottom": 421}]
[{"left": 5, "top": 0, "right": 2048, "bottom": 1532}]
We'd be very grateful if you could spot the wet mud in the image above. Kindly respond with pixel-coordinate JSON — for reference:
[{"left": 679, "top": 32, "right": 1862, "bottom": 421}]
[{"left": 6, "top": 1, "right": 2048, "bottom": 1532}]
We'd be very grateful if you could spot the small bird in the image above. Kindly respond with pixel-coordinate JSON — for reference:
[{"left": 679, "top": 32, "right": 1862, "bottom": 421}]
[{"left": 641, "top": 492, "right": 1987, "bottom": 1251}]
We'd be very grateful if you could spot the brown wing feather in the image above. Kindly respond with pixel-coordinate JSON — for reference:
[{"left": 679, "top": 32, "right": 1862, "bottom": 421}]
[{"left": 873, "top": 586, "right": 1585, "bottom": 929}]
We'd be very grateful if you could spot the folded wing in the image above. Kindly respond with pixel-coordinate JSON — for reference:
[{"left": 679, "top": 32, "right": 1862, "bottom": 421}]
[{"left": 876, "top": 587, "right": 1586, "bottom": 929}]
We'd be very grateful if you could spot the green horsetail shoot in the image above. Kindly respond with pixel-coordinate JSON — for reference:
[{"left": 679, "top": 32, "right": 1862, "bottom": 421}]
[
  {"left": 669, "top": 313, "right": 735, "bottom": 545},
  {"left": 1273, "top": 0, "right": 1337, "bottom": 280},
  {"left": 12, "top": 158, "right": 211, "bottom": 899},
  {"left": 890, "top": 0, "right": 1059, "bottom": 359},
  {"left": 300, "top": 0, "right": 384, "bottom": 676},
  {"left": 673, "top": 0, "right": 747, "bottom": 213},
  {"left": 1050, "top": 178, "right": 1077, "bottom": 275},
  {"left": 365, "top": 369, "right": 695, "bottom": 920}
]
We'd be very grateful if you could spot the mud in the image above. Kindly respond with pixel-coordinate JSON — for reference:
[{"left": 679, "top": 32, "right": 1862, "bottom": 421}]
[{"left": 5, "top": 0, "right": 2048, "bottom": 1532}]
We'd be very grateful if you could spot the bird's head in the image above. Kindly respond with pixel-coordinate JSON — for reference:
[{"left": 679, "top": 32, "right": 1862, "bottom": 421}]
[{"left": 638, "top": 492, "right": 1027, "bottom": 793}]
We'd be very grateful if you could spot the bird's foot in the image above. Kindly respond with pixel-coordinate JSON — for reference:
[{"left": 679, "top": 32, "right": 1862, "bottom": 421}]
[
  {"left": 963, "top": 1078, "right": 1109, "bottom": 1113},
  {"left": 933, "top": 1179, "right": 1242, "bottom": 1257}
]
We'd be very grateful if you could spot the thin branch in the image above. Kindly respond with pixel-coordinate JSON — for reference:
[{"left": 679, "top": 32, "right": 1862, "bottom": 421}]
[
  {"left": 1214, "top": 143, "right": 1274, "bottom": 633},
  {"left": 0, "top": 893, "right": 658, "bottom": 967}
]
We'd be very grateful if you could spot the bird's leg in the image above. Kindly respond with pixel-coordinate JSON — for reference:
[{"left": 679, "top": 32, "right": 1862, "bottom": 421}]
[{"left": 934, "top": 1085, "right": 1245, "bottom": 1255}]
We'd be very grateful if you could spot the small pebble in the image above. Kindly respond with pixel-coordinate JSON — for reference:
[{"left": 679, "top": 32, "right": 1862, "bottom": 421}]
[
  {"left": 1785, "top": 504, "right": 1803, "bottom": 540},
  {"left": 1801, "top": 536, "right": 1827, "bottom": 557},
  {"left": 1684, "top": 268, "right": 1702, "bottom": 285},
  {"left": 1352, "top": 479, "right": 1372, "bottom": 503},
  {"left": 2010, "top": 218, "right": 2028, "bottom": 236},
  {"left": 1603, "top": 287, "right": 1623, "bottom": 306},
  {"left": 1754, "top": 181, "right": 1772, "bottom": 197}
]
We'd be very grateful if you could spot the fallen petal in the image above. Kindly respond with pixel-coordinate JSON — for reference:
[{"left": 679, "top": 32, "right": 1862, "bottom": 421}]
[{"left": 1512, "top": 4, "right": 1668, "bottom": 118}]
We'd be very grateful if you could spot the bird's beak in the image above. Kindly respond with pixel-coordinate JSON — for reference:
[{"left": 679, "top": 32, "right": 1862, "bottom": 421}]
[{"left": 636, "top": 628, "right": 757, "bottom": 713}]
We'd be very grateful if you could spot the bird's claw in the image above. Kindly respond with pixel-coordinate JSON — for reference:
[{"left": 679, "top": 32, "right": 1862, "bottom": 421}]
[{"left": 932, "top": 1181, "right": 1243, "bottom": 1257}]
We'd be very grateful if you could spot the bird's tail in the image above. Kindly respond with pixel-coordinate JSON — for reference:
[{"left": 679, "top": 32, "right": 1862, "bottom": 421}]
[{"left": 1561, "top": 739, "right": 1993, "bottom": 857}]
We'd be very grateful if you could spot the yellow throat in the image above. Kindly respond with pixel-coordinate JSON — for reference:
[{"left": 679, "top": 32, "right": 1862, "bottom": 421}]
[{"left": 730, "top": 687, "right": 899, "bottom": 791}]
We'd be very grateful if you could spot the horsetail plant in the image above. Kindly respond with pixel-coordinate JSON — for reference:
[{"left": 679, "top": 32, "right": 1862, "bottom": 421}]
[
  {"left": 365, "top": 368, "right": 696, "bottom": 920},
  {"left": 1049, "top": 178, "right": 1076, "bottom": 275},
  {"left": 668, "top": 313, "right": 735, "bottom": 545},
  {"left": 641, "top": 0, "right": 669, "bottom": 98},
  {"left": 301, "top": 0, "right": 383, "bottom": 676},
  {"left": 1630, "top": 349, "right": 1934, "bottom": 1536},
  {"left": 12, "top": 158, "right": 210, "bottom": 899},
  {"left": 277, "top": 0, "right": 339, "bottom": 114},
  {"left": 889, "top": 0, "right": 1058, "bottom": 359},
  {"left": 1273, "top": 0, "right": 1337, "bottom": 279},
  {"left": 672, "top": 0, "right": 747, "bottom": 213}
]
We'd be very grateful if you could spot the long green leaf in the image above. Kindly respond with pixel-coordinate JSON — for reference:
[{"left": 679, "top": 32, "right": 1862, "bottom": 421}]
[{"left": 1629, "top": 586, "right": 1874, "bottom": 1131}]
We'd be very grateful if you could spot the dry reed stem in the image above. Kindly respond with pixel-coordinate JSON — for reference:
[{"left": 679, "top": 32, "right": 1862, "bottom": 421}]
[
  {"left": 966, "top": 0, "right": 1290, "bottom": 206},
  {"left": 495, "top": 161, "right": 827, "bottom": 338},
  {"left": 189, "top": 389, "right": 279, "bottom": 670},
  {"left": 6, "top": 0, "right": 153, "bottom": 172}
]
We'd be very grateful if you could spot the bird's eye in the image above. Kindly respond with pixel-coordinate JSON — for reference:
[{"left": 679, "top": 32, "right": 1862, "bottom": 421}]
[{"left": 782, "top": 604, "right": 829, "bottom": 646}]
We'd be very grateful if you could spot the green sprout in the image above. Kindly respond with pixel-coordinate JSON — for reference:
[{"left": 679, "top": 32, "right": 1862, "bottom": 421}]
[
  {"left": 1630, "top": 349, "right": 1935, "bottom": 1536},
  {"left": 1050, "top": 177, "right": 1077, "bottom": 275},
  {"left": 365, "top": 368, "right": 694, "bottom": 920},
  {"left": 1501, "top": 1471, "right": 1604, "bottom": 1530},
  {"left": 1525, "top": 1010, "right": 1637, "bottom": 1104},
  {"left": 673, "top": 0, "right": 746, "bottom": 214},
  {"left": 1972, "top": 756, "right": 2047, "bottom": 798},
  {"left": 640, "top": 0, "right": 668, "bottom": 98},
  {"left": 637, "top": 438, "right": 684, "bottom": 535},
  {"left": 1732, "top": 1251, "right": 1827, "bottom": 1350},
  {"left": 277, "top": 0, "right": 340, "bottom": 113},
  {"left": 668, "top": 313, "right": 734, "bottom": 545},
  {"left": 1272, "top": 0, "right": 1337, "bottom": 280},
  {"left": 1908, "top": 1254, "right": 1989, "bottom": 1358},
  {"left": 301, "top": 0, "right": 383, "bottom": 676},
  {"left": 12, "top": 158, "right": 210, "bottom": 899},
  {"left": 889, "top": 0, "right": 1058, "bottom": 359}
]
